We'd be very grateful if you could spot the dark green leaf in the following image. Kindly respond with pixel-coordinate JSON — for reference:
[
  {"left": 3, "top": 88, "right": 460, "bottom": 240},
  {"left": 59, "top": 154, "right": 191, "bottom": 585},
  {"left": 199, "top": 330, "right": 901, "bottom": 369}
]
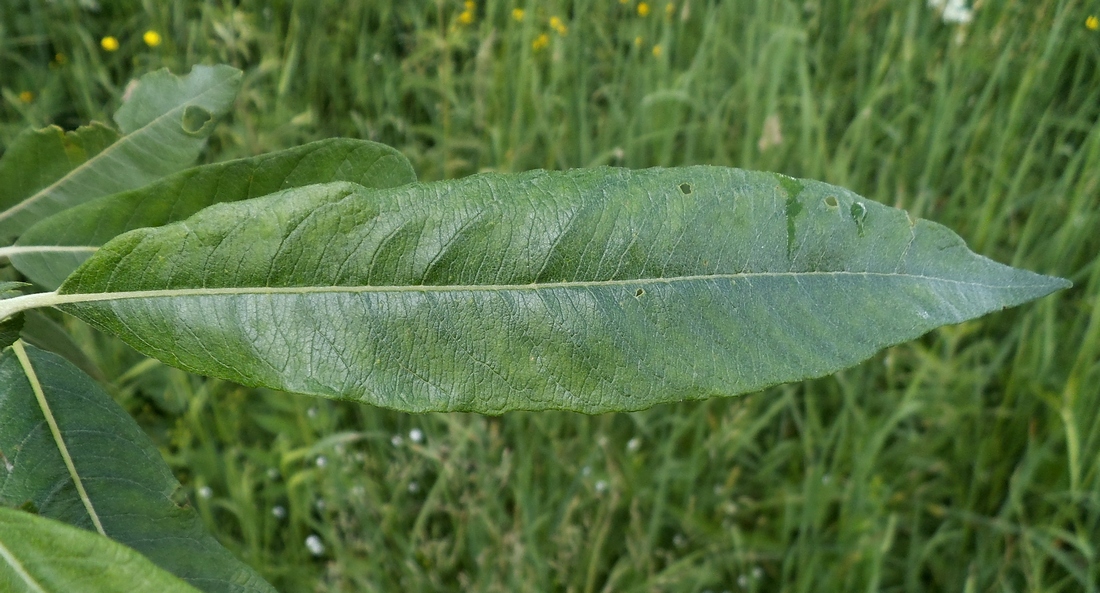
[
  {"left": 43, "top": 167, "right": 1071, "bottom": 413},
  {"left": 0, "top": 344, "right": 276, "bottom": 593},
  {"left": 10, "top": 139, "right": 416, "bottom": 289}
]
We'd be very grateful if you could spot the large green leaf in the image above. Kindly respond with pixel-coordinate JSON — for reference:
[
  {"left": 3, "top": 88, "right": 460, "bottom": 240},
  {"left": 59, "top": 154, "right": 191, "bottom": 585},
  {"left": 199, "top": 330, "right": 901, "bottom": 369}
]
[
  {"left": 8, "top": 138, "right": 417, "bottom": 289},
  {"left": 0, "top": 65, "right": 241, "bottom": 242},
  {"left": 0, "top": 343, "right": 276, "bottom": 593},
  {"left": 3, "top": 167, "right": 1070, "bottom": 413},
  {"left": 0, "top": 507, "right": 201, "bottom": 593}
]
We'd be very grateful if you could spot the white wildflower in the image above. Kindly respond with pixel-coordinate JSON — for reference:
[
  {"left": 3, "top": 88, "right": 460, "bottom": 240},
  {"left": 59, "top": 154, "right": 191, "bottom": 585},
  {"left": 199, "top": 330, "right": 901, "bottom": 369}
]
[
  {"left": 928, "top": 0, "right": 972, "bottom": 24},
  {"left": 305, "top": 534, "right": 325, "bottom": 556}
]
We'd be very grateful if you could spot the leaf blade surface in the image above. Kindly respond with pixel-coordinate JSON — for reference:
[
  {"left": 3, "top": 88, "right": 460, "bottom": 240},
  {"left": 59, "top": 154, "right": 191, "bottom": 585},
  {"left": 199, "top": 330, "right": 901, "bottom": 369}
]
[{"left": 55, "top": 167, "right": 1069, "bottom": 413}]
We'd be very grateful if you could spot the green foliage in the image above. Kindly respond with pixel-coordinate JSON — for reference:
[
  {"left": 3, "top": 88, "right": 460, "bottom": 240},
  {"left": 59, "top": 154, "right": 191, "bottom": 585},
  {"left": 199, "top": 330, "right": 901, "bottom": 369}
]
[
  {"left": 1, "top": 1, "right": 1097, "bottom": 591},
  {"left": 0, "top": 344, "right": 275, "bottom": 593}
]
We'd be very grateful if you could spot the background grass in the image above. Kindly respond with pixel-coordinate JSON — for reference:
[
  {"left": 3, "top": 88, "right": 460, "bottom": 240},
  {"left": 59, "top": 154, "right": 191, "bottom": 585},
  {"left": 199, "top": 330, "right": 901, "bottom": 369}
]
[{"left": 2, "top": 0, "right": 1099, "bottom": 591}]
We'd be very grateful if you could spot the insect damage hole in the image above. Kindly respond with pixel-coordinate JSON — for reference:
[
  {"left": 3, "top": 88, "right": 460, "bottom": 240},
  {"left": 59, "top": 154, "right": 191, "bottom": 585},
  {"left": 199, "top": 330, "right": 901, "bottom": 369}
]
[
  {"left": 824, "top": 196, "right": 838, "bottom": 208},
  {"left": 678, "top": 183, "right": 693, "bottom": 195},
  {"left": 635, "top": 288, "right": 646, "bottom": 297}
]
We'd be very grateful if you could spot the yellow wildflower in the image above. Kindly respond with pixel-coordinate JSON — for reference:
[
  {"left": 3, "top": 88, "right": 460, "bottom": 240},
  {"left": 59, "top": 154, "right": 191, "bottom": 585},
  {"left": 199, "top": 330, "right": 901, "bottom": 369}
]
[
  {"left": 458, "top": 9, "right": 474, "bottom": 24},
  {"left": 634, "top": 36, "right": 643, "bottom": 47},
  {"left": 1087, "top": 16, "right": 1099, "bottom": 30},
  {"left": 100, "top": 36, "right": 119, "bottom": 51},
  {"left": 19, "top": 91, "right": 34, "bottom": 103},
  {"left": 512, "top": 8, "right": 525, "bottom": 21},
  {"left": 652, "top": 44, "right": 662, "bottom": 57},
  {"left": 532, "top": 33, "right": 550, "bottom": 50},
  {"left": 54, "top": 53, "right": 67, "bottom": 65},
  {"left": 465, "top": 0, "right": 475, "bottom": 9},
  {"left": 665, "top": 2, "right": 675, "bottom": 17},
  {"left": 638, "top": 2, "right": 650, "bottom": 16},
  {"left": 550, "top": 16, "right": 567, "bottom": 35},
  {"left": 143, "top": 30, "right": 162, "bottom": 47},
  {"left": 620, "top": 0, "right": 628, "bottom": 4}
]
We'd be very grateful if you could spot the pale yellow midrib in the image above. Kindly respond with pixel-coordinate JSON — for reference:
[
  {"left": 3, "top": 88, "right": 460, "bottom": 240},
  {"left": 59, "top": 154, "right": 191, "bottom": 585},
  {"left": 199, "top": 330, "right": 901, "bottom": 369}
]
[
  {"left": 0, "top": 245, "right": 98, "bottom": 259},
  {"left": 0, "top": 536, "right": 48, "bottom": 593},
  {"left": 0, "top": 270, "right": 1049, "bottom": 323},
  {"left": 57, "top": 270, "right": 1039, "bottom": 301}
]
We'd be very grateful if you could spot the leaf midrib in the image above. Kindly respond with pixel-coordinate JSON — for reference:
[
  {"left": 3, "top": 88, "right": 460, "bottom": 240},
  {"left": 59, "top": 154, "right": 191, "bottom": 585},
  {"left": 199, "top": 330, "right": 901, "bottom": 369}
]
[
  {"left": 62, "top": 270, "right": 1049, "bottom": 299},
  {"left": 0, "top": 270, "right": 1058, "bottom": 322},
  {"left": 0, "top": 536, "right": 48, "bottom": 593},
  {"left": 0, "top": 246, "right": 98, "bottom": 260},
  {"left": 0, "top": 74, "right": 238, "bottom": 225}
]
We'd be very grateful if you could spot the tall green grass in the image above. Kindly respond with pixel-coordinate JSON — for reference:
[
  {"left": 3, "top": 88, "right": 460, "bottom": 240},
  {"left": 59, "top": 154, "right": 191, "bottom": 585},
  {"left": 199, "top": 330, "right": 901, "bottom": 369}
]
[{"left": 3, "top": 0, "right": 1098, "bottom": 591}]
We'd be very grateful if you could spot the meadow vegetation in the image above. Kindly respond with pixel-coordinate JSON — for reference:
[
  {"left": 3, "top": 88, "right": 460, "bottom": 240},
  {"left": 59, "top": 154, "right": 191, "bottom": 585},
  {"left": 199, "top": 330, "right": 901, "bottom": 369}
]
[{"left": 2, "top": 0, "right": 1098, "bottom": 591}]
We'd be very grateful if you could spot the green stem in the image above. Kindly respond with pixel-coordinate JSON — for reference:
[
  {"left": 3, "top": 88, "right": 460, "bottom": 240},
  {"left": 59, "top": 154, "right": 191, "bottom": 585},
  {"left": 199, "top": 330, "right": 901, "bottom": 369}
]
[
  {"left": 0, "top": 245, "right": 98, "bottom": 262},
  {"left": 11, "top": 340, "right": 107, "bottom": 537},
  {"left": 0, "top": 291, "right": 59, "bottom": 324}
]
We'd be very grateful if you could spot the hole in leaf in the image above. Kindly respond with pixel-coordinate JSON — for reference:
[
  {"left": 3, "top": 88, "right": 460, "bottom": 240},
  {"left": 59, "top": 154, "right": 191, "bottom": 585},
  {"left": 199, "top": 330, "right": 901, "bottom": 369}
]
[
  {"left": 182, "top": 105, "right": 213, "bottom": 134},
  {"left": 824, "top": 196, "right": 838, "bottom": 208},
  {"left": 850, "top": 202, "right": 868, "bottom": 236},
  {"left": 635, "top": 288, "right": 645, "bottom": 297},
  {"left": 678, "top": 183, "right": 693, "bottom": 195}
]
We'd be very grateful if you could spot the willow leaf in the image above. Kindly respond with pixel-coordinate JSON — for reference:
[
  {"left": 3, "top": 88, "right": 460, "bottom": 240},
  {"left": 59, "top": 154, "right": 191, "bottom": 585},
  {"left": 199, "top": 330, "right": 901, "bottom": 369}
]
[
  {"left": 0, "top": 65, "right": 241, "bottom": 241},
  {"left": 0, "top": 344, "right": 276, "bottom": 593},
  {"left": 2, "top": 167, "right": 1070, "bottom": 413},
  {"left": 0, "top": 507, "right": 202, "bottom": 593},
  {"left": 8, "top": 138, "right": 416, "bottom": 289}
]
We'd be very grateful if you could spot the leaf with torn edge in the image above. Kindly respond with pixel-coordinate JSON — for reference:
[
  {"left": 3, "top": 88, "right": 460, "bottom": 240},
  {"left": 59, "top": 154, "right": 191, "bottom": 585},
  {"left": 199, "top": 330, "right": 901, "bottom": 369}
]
[{"left": 0, "top": 65, "right": 241, "bottom": 242}]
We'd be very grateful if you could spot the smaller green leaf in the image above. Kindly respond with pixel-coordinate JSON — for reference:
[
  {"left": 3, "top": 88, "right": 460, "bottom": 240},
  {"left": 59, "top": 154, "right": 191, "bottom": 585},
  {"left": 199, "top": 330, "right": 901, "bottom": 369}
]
[
  {"left": 0, "top": 283, "right": 28, "bottom": 349},
  {"left": 0, "top": 282, "right": 31, "bottom": 298},
  {"left": 10, "top": 138, "right": 416, "bottom": 289},
  {"left": 0, "top": 313, "right": 21, "bottom": 350},
  {"left": 0, "top": 507, "right": 202, "bottom": 593},
  {"left": 0, "top": 65, "right": 241, "bottom": 242}
]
